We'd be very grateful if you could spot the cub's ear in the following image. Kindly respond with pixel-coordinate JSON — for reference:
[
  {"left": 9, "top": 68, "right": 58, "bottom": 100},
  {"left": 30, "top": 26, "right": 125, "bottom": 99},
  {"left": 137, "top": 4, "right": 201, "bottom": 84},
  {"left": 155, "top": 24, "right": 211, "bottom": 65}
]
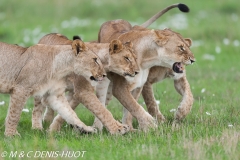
[
  {"left": 184, "top": 38, "right": 192, "bottom": 47},
  {"left": 154, "top": 30, "right": 168, "bottom": 46},
  {"left": 124, "top": 41, "right": 133, "bottom": 49},
  {"left": 109, "top": 39, "right": 123, "bottom": 55},
  {"left": 72, "top": 39, "right": 87, "bottom": 56}
]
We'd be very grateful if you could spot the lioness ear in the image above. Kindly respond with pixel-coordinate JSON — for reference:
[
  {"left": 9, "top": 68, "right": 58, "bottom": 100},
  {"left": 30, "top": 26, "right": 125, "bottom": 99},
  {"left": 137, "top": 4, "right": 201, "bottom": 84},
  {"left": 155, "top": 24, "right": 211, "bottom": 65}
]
[
  {"left": 72, "top": 39, "right": 87, "bottom": 56},
  {"left": 124, "top": 41, "right": 133, "bottom": 49},
  {"left": 109, "top": 39, "right": 123, "bottom": 55},
  {"left": 184, "top": 38, "right": 192, "bottom": 47},
  {"left": 154, "top": 30, "right": 168, "bottom": 46}
]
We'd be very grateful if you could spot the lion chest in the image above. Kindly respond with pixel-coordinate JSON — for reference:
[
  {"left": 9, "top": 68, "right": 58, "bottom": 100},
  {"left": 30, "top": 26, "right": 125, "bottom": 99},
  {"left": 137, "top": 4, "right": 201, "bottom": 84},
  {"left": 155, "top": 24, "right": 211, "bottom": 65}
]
[{"left": 128, "top": 69, "right": 149, "bottom": 91}]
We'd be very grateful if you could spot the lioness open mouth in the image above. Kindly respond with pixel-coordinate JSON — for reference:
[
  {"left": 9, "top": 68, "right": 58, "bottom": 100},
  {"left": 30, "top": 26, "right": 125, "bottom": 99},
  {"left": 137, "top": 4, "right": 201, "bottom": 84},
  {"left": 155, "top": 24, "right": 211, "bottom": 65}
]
[{"left": 172, "top": 62, "right": 184, "bottom": 73}]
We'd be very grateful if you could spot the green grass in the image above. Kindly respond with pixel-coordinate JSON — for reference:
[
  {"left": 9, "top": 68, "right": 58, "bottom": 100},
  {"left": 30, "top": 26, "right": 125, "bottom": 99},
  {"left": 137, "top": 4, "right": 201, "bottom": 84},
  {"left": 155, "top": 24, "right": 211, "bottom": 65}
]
[{"left": 0, "top": 0, "right": 240, "bottom": 159}]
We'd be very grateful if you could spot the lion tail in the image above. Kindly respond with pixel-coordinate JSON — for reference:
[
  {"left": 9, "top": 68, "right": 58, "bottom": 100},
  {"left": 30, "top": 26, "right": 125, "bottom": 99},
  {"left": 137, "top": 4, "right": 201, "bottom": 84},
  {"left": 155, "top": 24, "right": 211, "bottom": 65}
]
[{"left": 140, "top": 3, "right": 189, "bottom": 28}]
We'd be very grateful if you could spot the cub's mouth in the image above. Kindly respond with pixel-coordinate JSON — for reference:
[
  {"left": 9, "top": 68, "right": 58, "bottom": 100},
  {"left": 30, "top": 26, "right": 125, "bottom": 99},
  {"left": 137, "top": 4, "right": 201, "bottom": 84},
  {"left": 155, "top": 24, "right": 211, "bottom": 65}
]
[
  {"left": 172, "top": 62, "right": 184, "bottom": 73},
  {"left": 90, "top": 74, "right": 106, "bottom": 81}
]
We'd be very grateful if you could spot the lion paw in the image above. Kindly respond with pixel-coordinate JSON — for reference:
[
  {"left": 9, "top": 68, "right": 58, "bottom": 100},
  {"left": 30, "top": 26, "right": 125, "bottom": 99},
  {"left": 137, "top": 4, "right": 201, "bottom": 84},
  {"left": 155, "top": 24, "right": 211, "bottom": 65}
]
[
  {"left": 109, "top": 121, "right": 130, "bottom": 135},
  {"left": 156, "top": 113, "right": 166, "bottom": 124},
  {"left": 4, "top": 130, "right": 21, "bottom": 137},
  {"left": 74, "top": 125, "right": 97, "bottom": 134},
  {"left": 138, "top": 113, "right": 157, "bottom": 132},
  {"left": 92, "top": 118, "right": 103, "bottom": 131}
]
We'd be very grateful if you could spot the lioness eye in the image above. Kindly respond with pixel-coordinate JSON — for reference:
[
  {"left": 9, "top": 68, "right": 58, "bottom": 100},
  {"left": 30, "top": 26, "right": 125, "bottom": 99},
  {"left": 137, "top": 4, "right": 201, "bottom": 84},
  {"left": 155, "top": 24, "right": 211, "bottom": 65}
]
[
  {"left": 124, "top": 57, "right": 130, "bottom": 62},
  {"left": 179, "top": 46, "right": 185, "bottom": 52},
  {"left": 93, "top": 58, "right": 98, "bottom": 64}
]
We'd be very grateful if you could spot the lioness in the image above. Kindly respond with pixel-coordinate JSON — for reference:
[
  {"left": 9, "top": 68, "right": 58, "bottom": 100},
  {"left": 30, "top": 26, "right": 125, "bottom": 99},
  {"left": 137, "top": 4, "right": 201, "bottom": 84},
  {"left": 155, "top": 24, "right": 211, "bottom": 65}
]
[
  {"left": 93, "top": 3, "right": 195, "bottom": 130},
  {"left": 32, "top": 33, "right": 139, "bottom": 134},
  {"left": 0, "top": 39, "right": 106, "bottom": 136}
]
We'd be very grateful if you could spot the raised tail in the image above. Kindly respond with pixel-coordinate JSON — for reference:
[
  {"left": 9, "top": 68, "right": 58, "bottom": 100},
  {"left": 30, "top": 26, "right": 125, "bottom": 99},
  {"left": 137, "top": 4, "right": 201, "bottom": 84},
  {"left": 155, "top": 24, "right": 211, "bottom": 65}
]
[{"left": 140, "top": 3, "right": 189, "bottom": 28}]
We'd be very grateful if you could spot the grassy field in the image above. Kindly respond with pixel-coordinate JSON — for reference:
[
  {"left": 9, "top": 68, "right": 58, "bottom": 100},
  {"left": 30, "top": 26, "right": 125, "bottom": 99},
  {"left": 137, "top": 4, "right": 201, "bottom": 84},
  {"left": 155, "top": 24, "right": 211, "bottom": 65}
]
[{"left": 0, "top": 0, "right": 239, "bottom": 159}]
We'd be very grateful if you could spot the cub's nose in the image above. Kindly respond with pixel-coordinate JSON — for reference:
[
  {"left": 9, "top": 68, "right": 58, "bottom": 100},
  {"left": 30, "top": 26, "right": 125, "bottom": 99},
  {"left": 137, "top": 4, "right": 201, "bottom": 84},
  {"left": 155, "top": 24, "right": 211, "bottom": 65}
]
[{"left": 135, "top": 71, "right": 139, "bottom": 75}]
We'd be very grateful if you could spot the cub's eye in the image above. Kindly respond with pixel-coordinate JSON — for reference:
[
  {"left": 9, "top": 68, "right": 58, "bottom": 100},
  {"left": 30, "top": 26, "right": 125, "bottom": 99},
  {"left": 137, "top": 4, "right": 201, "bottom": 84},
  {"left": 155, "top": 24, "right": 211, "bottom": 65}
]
[
  {"left": 124, "top": 57, "right": 130, "bottom": 62},
  {"left": 179, "top": 46, "right": 185, "bottom": 52},
  {"left": 93, "top": 58, "right": 98, "bottom": 64}
]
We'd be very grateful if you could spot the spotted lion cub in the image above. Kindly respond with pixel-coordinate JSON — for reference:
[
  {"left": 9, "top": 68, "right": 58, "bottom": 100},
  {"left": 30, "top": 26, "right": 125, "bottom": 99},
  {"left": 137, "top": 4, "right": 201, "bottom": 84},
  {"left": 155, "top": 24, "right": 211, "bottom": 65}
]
[{"left": 32, "top": 33, "right": 139, "bottom": 134}]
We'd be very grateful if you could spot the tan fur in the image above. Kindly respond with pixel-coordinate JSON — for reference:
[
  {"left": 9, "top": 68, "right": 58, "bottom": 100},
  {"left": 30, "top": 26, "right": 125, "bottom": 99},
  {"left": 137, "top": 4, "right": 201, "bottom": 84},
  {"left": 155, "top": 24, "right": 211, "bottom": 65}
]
[
  {"left": 95, "top": 18, "right": 195, "bottom": 130},
  {"left": 0, "top": 39, "right": 106, "bottom": 136},
  {"left": 32, "top": 33, "right": 139, "bottom": 134},
  {"left": 93, "top": 4, "right": 194, "bottom": 129}
]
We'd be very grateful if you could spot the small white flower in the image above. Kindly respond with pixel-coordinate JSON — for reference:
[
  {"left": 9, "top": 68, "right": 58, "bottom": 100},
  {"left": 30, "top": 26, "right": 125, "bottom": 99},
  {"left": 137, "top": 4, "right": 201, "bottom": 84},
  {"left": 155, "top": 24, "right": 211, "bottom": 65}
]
[
  {"left": 215, "top": 46, "right": 221, "bottom": 54},
  {"left": 233, "top": 40, "right": 240, "bottom": 47},
  {"left": 203, "top": 54, "right": 215, "bottom": 61},
  {"left": 223, "top": 38, "right": 230, "bottom": 45},
  {"left": 201, "top": 88, "right": 206, "bottom": 93},
  {"left": 22, "top": 109, "right": 29, "bottom": 113},
  {"left": 206, "top": 112, "right": 211, "bottom": 115},
  {"left": 228, "top": 124, "right": 233, "bottom": 127},
  {"left": 0, "top": 101, "right": 5, "bottom": 106},
  {"left": 170, "top": 109, "right": 176, "bottom": 112},
  {"left": 155, "top": 100, "right": 160, "bottom": 105}
]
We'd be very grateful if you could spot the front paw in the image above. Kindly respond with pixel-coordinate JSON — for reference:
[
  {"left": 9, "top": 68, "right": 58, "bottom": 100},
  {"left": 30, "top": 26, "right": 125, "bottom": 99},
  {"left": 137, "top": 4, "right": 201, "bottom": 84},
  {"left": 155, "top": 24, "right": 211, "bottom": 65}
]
[
  {"left": 138, "top": 113, "right": 157, "bottom": 132},
  {"left": 92, "top": 118, "right": 103, "bottom": 132},
  {"left": 109, "top": 121, "right": 130, "bottom": 135},
  {"left": 73, "top": 125, "right": 97, "bottom": 134},
  {"left": 156, "top": 113, "right": 166, "bottom": 124}
]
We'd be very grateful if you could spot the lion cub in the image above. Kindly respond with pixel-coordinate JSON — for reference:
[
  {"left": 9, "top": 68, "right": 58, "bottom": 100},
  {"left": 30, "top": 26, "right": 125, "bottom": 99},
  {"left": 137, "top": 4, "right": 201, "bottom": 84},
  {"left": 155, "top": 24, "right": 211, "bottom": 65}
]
[
  {"left": 0, "top": 39, "right": 105, "bottom": 136},
  {"left": 32, "top": 33, "right": 139, "bottom": 134}
]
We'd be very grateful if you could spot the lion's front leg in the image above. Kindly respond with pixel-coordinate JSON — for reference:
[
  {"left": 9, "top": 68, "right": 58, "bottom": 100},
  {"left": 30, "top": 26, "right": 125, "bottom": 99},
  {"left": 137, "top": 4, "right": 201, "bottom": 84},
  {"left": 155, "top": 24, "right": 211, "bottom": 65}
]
[
  {"left": 5, "top": 87, "right": 31, "bottom": 137},
  {"left": 46, "top": 89, "right": 96, "bottom": 134},
  {"left": 112, "top": 74, "right": 157, "bottom": 131},
  {"left": 47, "top": 95, "right": 80, "bottom": 132},
  {"left": 174, "top": 76, "right": 194, "bottom": 122},
  {"left": 93, "top": 78, "right": 110, "bottom": 131},
  {"left": 142, "top": 81, "right": 165, "bottom": 123},
  {"left": 122, "top": 87, "right": 143, "bottom": 130},
  {"left": 75, "top": 76, "right": 129, "bottom": 135}
]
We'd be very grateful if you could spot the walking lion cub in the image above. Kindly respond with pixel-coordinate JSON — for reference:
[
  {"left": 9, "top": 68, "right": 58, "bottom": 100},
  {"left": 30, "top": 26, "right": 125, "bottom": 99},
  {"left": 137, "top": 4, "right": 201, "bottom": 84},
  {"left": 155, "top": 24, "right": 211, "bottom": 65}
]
[{"left": 0, "top": 39, "right": 106, "bottom": 136}]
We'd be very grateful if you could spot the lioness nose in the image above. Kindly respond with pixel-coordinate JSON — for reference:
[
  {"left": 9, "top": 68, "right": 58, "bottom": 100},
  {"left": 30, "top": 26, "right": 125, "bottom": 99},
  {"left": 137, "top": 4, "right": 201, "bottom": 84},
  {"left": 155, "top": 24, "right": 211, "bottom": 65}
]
[
  {"left": 190, "top": 59, "right": 195, "bottom": 64},
  {"left": 135, "top": 71, "right": 139, "bottom": 75}
]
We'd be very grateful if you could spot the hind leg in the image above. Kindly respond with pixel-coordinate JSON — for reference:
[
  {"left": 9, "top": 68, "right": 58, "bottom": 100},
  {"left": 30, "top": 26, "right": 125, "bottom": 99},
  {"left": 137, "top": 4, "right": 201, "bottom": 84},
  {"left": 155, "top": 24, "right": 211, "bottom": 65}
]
[
  {"left": 32, "top": 96, "right": 45, "bottom": 130},
  {"left": 142, "top": 81, "right": 165, "bottom": 123},
  {"left": 5, "top": 87, "right": 30, "bottom": 136}
]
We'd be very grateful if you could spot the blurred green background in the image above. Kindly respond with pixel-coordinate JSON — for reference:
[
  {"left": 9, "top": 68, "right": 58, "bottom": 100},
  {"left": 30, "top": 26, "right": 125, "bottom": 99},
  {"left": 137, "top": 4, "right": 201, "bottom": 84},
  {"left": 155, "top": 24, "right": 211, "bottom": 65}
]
[{"left": 0, "top": 0, "right": 239, "bottom": 160}]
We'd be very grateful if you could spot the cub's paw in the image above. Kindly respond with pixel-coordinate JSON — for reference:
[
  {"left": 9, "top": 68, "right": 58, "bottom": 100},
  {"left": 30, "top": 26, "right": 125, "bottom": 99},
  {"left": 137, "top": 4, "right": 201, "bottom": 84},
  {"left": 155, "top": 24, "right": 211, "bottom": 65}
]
[
  {"left": 156, "top": 113, "right": 166, "bottom": 124},
  {"left": 109, "top": 121, "right": 130, "bottom": 135},
  {"left": 4, "top": 130, "right": 21, "bottom": 137},
  {"left": 92, "top": 118, "right": 103, "bottom": 132},
  {"left": 138, "top": 113, "right": 157, "bottom": 132},
  {"left": 73, "top": 125, "right": 97, "bottom": 134},
  {"left": 32, "top": 125, "right": 43, "bottom": 130}
]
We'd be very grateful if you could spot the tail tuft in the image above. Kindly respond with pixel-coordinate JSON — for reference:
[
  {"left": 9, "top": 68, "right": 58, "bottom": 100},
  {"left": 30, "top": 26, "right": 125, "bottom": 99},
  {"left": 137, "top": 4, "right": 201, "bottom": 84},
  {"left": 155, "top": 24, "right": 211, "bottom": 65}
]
[
  {"left": 73, "top": 35, "right": 82, "bottom": 40},
  {"left": 178, "top": 3, "right": 190, "bottom": 13}
]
